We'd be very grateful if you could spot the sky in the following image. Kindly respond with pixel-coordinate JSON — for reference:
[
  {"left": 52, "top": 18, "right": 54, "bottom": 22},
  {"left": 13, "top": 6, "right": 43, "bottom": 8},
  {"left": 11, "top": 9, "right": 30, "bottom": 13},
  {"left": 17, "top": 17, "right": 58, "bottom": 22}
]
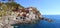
[{"left": 1, "top": 0, "right": 60, "bottom": 15}]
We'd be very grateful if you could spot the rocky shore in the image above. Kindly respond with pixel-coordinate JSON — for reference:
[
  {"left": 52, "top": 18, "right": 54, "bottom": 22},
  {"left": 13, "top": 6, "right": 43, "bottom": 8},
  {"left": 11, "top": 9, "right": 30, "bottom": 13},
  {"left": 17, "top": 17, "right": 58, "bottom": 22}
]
[
  {"left": 0, "top": 7, "right": 52, "bottom": 28},
  {"left": 0, "top": 1, "right": 52, "bottom": 28}
]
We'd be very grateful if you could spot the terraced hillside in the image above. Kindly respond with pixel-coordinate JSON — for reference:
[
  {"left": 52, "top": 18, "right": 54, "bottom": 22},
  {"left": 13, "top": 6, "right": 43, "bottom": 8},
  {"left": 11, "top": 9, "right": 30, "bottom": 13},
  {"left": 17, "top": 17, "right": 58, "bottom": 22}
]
[{"left": 0, "top": 2, "right": 24, "bottom": 17}]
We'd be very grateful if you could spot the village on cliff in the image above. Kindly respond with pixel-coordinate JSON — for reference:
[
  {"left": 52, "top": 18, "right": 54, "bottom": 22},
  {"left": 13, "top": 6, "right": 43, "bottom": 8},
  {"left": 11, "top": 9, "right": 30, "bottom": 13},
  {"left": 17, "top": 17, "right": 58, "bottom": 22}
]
[{"left": 0, "top": 0, "right": 52, "bottom": 28}]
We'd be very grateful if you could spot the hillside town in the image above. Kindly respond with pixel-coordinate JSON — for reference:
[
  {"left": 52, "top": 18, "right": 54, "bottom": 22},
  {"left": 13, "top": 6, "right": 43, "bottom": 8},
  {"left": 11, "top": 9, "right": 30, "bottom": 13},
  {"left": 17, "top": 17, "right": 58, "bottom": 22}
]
[
  {"left": 0, "top": 2, "right": 43, "bottom": 28},
  {"left": 0, "top": 0, "right": 52, "bottom": 28}
]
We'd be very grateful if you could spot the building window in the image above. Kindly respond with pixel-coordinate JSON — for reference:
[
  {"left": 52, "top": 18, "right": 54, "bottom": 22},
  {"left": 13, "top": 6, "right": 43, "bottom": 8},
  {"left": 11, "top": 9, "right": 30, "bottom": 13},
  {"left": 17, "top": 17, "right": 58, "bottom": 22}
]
[
  {"left": 23, "top": 17, "right": 25, "bottom": 19},
  {"left": 20, "top": 17, "right": 22, "bottom": 19},
  {"left": 16, "top": 18, "right": 18, "bottom": 19}
]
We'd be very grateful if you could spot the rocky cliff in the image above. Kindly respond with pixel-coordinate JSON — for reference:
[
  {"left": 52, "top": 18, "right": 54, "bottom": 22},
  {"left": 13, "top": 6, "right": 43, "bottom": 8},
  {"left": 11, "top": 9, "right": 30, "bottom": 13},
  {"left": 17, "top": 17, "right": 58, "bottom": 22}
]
[
  {"left": 0, "top": 2, "right": 52, "bottom": 28},
  {"left": 0, "top": 2, "right": 43, "bottom": 23}
]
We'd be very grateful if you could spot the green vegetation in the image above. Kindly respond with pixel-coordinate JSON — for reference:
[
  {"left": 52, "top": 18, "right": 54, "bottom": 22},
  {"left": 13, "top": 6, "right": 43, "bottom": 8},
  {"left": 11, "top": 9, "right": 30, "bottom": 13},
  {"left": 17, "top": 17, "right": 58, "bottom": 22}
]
[
  {"left": 5, "top": 2, "right": 24, "bottom": 9},
  {"left": 0, "top": 2, "right": 24, "bottom": 17}
]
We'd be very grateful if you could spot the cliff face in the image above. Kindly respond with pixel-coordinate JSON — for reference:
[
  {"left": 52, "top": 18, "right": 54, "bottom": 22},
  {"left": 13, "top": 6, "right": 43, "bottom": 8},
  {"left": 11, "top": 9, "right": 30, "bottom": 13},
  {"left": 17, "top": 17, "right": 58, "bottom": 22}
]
[
  {"left": 0, "top": 2, "right": 52, "bottom": 28},
  {"left": 0, "top": 2, "right": 52, "bottom": 24},
  {"left": 0, "top": 2, "right": 43, "bottom": 28},
  {"left": 0, "top": 2, "right": 42, "bottom": 23}
]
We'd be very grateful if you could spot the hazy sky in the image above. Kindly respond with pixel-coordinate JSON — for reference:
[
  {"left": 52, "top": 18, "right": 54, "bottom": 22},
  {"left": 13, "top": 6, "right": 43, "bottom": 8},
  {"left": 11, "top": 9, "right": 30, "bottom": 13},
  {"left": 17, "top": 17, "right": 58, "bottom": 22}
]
[{"left": 1, "top": 0, "right": 60, "bottom": 15}]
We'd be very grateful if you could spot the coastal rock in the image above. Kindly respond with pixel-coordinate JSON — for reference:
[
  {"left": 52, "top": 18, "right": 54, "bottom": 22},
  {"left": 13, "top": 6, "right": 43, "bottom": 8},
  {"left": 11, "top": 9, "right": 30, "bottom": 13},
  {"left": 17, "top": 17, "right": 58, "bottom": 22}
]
[
  {"left": 0, "top": 2, "right": 52, "bottom": 28},
  {"left": 0, "top": 7, "right": 52, "bottom": 28}
]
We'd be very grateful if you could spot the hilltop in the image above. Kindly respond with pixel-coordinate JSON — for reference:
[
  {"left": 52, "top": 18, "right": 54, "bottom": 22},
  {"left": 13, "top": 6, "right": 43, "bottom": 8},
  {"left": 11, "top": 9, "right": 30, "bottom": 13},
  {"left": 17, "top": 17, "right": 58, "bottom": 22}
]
[{"left": 0, "top": 2, "right": 24, "bottom": 17}]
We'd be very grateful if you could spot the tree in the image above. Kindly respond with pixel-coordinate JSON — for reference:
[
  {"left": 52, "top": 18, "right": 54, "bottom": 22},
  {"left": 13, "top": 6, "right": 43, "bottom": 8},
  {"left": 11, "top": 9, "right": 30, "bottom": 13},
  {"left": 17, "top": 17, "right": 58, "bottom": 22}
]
[{"left": 5, "top": 2, "right": 24, "bottom": 9}]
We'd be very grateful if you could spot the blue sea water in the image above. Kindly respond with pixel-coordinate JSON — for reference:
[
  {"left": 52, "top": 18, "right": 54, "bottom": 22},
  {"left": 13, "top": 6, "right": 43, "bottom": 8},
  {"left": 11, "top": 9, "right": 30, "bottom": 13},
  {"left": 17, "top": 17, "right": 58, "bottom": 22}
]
[{"left": 14, "top": 15, "right": 60, "bottom": 28}]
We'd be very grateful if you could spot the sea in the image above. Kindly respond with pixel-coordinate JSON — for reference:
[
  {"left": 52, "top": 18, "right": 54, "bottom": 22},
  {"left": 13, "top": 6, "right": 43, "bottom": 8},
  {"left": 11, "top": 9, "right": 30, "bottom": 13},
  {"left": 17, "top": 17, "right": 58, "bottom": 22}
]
[{"left": 14, "top": 15, "right": 60, "bottom": 28}]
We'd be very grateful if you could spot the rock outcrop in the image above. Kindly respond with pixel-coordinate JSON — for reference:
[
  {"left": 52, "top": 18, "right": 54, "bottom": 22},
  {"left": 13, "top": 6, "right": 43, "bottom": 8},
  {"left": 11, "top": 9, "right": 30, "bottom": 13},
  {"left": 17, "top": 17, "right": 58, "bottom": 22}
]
[{"left": 0, "top": 2, "right": 52, "bottom": 28}]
